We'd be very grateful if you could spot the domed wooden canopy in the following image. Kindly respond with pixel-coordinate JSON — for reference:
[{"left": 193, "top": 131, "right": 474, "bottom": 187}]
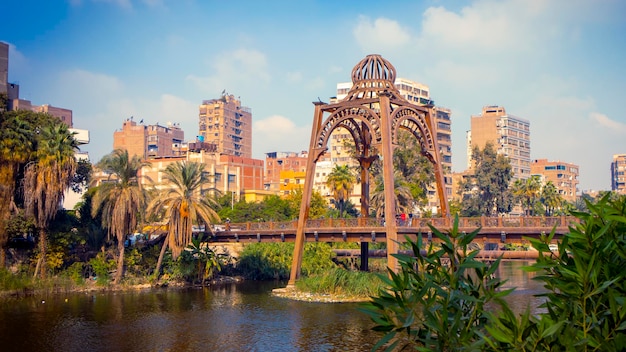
[{"left": 344, "top": 54, "right": 398, "bottom": 101}]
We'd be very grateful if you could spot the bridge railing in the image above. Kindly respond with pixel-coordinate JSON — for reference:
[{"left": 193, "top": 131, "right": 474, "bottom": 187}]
[{"left": 225, "top": 216, "right": 578, "bottom": 233}]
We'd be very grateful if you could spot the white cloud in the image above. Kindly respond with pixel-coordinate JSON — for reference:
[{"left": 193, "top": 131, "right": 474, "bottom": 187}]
[
  {"left": 253, "top": 115, "right": 311, "bottom": 157},
  {"left": 186, "top": 48, "right": 270, "bottom": 95},
  {"left": 353, "top": 16, "right": 411, "bottom": 51},
  {"left": 590, "top": 112, "right": 626, "bottom": 134}
]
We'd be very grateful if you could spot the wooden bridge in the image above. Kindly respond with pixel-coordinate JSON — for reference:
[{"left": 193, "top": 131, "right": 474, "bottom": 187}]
[{"left": 209, "top": 216, "right": 576, "bottom": 245}]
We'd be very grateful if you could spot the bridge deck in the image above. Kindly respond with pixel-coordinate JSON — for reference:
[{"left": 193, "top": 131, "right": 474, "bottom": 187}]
[{"left": 209, "top": 216, "right": 576, "bottom": 244}]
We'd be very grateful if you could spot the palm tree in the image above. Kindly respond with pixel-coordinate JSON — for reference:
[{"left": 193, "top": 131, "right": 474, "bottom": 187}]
[
  {"left": 541, "top": 181, "right": 564, "bottom": 216},
  {"left": 24, "top": 123, "right": 78, "bottom": 278},
  {"left": 370, "top": 171, "right": 413, "bottom": 218},
  {"left": 0, "top": 111, "right": 33, "bottom": 267},
  {"left": 326, "top": 164, "right": 356, "bottom": 218},
  {"left": 146, "top": 161, "right": 220, "bottom": 279},
  {"left": 91, "top": 149, "right": 148, "bottom": 284},
  {"left": 511, "top": 176, "right": 542, "bottom": 216}
]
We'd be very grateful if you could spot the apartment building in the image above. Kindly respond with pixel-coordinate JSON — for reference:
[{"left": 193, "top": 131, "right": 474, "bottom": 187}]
[
  {"left": 132, "top": 150, "right": 263, "bottom": 202},
  {"left": 113, "top": 119, "right": 184, "bottom": 159},
  {"left": 469, "top": 106, "right": 531, "bottom": 181},
  {"left": 530, "top": 159, "right": 579, "bottom": 202},
  {"left": 0, "top": 42, "right": 7, "bottom": 96},
  {"left": 611, "top": 154, "right": 626, "bottom": 194},
  {"left": 199, "top": 93, "right": 252, "bottom": 158},
  {"left": 264, "top": 151, "right": 308, "bottom": 193}
]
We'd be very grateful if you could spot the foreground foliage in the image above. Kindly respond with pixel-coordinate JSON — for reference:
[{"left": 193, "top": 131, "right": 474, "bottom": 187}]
[
  {"left": 364, "top": 195, "right": 626, "bottom": 351},
  {"left": 361, "top": 216, "right": 510, "bottom": 351}
]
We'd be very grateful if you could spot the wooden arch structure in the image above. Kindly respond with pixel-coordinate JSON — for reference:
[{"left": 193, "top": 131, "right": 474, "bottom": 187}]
[{"left": 287, "top": 54, "right": 449, "bottom": 286}]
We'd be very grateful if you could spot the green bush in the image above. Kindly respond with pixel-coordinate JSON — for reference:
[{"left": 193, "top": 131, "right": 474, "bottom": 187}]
[
  {"left": 0, "top": 268, "right": 32, "bottom": 291},
  {"left": 88, "top": 253, "right": 115, "bottom": 286},
  {"left": 361, "top": 216, "right": 510, "bottom": 351},
  {"left": 65, "top": 262, "right": 85, "bottom": 285},
  {"left": 487, "top": 194, "right": 626, "bottom": 350},
  {"left": 237, "top": 242, "right": 336, "bottom": 280},
  {"left": 364, "top": 194, "right": 626, "bottom": 351}
]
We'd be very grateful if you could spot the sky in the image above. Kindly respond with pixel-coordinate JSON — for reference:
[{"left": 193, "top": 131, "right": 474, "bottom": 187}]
[{"left": 2, "top": 0, "right": 625, "bottom": 192}]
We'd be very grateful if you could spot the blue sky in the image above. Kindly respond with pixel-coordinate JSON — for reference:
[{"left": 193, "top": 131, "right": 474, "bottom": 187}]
[{"left": 2, "top": 0, "right": 625, "bottom": 191}]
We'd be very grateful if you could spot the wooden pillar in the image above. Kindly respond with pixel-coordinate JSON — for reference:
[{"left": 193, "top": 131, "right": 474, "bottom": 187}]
[
  {"left": 379, "top": 93, "right": 399, "bottom": 272},
  {"left": 359, "top": 126, "right": 373, "bottom": 272},
  {"left": 428, "top": 107, "right": 450, "bottom": 217},
  {"left": 288, "top": 102, "right": 325, "bottom": 287}
]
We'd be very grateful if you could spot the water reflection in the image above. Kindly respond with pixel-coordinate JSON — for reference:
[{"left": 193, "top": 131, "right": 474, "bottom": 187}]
[{"left": 0, "top": 261, "right": 545, "bottom": 351}]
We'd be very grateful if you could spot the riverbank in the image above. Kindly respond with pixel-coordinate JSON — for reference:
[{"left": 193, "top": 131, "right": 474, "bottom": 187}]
[{"left": 0, "top": 275, "right": 245, "bottom": 299}]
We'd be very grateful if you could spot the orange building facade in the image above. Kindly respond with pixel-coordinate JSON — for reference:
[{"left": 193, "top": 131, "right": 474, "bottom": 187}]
[
  {"left": 113, "top": 120, "right": 184, "bottom": 160},
  {"left": 264, "top": 151, "right": 308, "bottom": 193},
  {"left": 530, "top": 159, "right": 579, "bottom": 202}
]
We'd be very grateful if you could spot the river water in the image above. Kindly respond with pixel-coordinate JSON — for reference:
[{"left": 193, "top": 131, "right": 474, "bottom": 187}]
[{"left": 0, "top": 261, "right": 545, "bottom": 352}]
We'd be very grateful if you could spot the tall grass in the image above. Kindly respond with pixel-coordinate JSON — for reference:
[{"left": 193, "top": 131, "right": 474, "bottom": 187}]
[{"left": 296, "top": 267, "right": 384, "bottom": 297}]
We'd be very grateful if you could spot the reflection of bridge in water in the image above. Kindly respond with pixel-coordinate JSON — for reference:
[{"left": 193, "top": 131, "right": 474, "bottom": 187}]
[{"left": 210, "top": 216, "right": 576, "bottom": 244}]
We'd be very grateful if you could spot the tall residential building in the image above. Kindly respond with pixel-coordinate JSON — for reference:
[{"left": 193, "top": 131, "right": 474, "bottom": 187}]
[
  {"left": 199, "top": 93, "right": 252, "bottom": 158},
  {"left": 530, "top": 159, "right": 579, "bottom": 202},
  {"left": 611, "top": 154, "right": 626, "bottom": 194},
  {"left": 469, "top": 106, "right": 531, "bottom": 181},
  {"left": 113, "top": 119, "right": 184, "bottom": 159},
  {"left": 0, "top": 42, "right": 7, "bottom": 95}
]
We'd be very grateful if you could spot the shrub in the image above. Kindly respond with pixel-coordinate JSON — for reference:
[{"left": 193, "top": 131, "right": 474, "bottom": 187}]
[
  {"left": 361, "top": 216, "right": 511, "bottom": 351},
  {"left": 237, "top": 242, "right": 336, "bottom": 280},
  {"left": 487, "top": 194, "right": 626, "bottom": 350}
]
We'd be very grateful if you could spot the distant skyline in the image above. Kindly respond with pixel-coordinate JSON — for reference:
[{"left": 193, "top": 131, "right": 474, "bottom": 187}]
[{"left": 2, "top": 0, "right": 625, "bottom": 191}]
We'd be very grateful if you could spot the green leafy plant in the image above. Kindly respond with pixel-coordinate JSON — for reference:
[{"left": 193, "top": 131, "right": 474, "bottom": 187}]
[
  {"left": 361, "top": 215, "right": 511, "bottom": 351},
  {"left": 483, "top": 193, "right": 626, "bottom": 351}
]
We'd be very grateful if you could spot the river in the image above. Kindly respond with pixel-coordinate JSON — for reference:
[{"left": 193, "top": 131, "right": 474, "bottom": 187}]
[{"left": 0, "top": 261, "right": 545, "bottom": 352}]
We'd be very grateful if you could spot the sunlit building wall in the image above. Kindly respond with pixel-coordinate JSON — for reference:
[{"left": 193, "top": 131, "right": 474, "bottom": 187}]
[
  {"left": 469, "top": 106, "right": 531, "bottom": 182},
  {"left": 199, "top": 93, "right": 252, "bottom": 158},
  {"left": 530, "top": 159, "right": 579, "bottom": 202}
]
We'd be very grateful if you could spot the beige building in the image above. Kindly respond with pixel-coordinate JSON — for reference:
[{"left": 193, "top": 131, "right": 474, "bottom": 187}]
[
  {"left": 199, "top": 93, "right": 252, "bottom": 158},
  {"left": 113, "top": 120, "right": 184, "bottom": 159},
  {"left": 611, "top": 154, "right": 626, "bottom": 195},
  {"left": 131, "top": 150, "right": 263, "bottom": 202},
  {"left": 531, "top": 159, "right": 579, "bottom": 202},
  {"left": 469, "top": 106, "right": 531, "bottom": 181}
]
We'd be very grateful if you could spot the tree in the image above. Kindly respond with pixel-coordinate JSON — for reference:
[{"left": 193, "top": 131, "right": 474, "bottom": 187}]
[
  {"left": 326, "top": 164, "right": 356, "bottom": 218},
  {"left": 540, "top": 181, "right": 564, "bottom": 216},
  {"left": 391, "top": 129, "right": 435, "bottom": 209},
  {"left": 511, "top": 175, "right": 542, "bottom": 216},
  {"left": 284, "top": 188, "right": 328, "bottom": 219},
  {"left": 146, "top": 161, "right": 220, "bottom": 279},
  {"left": 459, "top": 142, "right": 513, "bottom": 216},
  {"left": 0, "top": 110, "right": 35, "bottom": 267},
  {"left": 91, "top": 149, "right": 148, "bottom": 284},
  {"left": 24, "top": 123, "right": 78, "bottom": 278},
  {"left": 370, "top": 171, "right": 413, "bottom": 218}
]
